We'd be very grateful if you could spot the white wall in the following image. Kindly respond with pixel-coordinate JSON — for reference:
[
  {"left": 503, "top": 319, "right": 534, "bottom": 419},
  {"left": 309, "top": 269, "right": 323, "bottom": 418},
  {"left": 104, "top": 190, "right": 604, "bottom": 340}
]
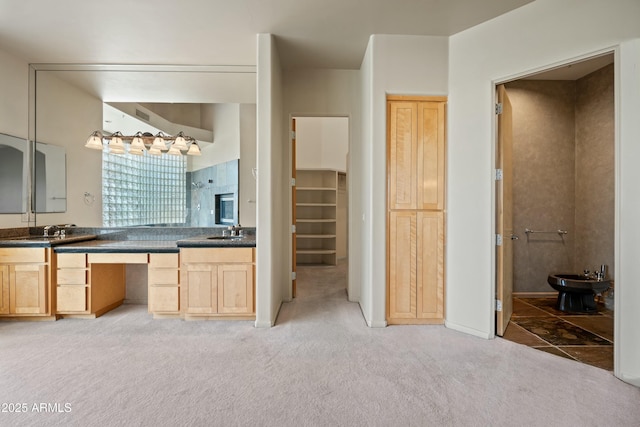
[
  {"left": 283, "top": 68, "right": 361, "bottom": 302},
  {"left": 35, "top": 71, "right": 103, "bottom": 227},
  {"left": 239, "top": 103, "right": 257, "bottom": 227},
  {"left": 190, "top": 103, "right": 240, "bottom": 171},
  {"left": 362, "top": 35, "right": 449, "bottom": 327},
  {"left": 0, "top": 47, "right": 29, "bottom": 228},
  {"left": 256, "top": 33, "right": 287, "bottom": 327},
  {"left": 448, "top": 0, "right": 640, "bottom": 385},
  {"left": 296, "top": 117, "right": 348, "bottom": 171}
]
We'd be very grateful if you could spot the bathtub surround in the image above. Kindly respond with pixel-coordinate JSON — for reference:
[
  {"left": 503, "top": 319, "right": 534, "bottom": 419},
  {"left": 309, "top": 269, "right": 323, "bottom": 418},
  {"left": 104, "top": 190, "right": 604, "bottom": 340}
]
[{"left": 506, "top": 64, "right": 614, "bottom": 294}]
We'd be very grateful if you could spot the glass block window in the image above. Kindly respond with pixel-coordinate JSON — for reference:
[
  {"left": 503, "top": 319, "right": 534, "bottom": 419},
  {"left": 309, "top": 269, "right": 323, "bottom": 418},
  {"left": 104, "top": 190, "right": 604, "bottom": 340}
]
[{"left": 102, "top": 151, "right": 186, "bottom": 227}]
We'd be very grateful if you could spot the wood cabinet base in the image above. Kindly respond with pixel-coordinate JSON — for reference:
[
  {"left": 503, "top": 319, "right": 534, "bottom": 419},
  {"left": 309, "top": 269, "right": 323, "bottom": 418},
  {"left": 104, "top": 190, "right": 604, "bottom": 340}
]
[{"left": 58, "top": 300, "right": 124, "bottom": 319}]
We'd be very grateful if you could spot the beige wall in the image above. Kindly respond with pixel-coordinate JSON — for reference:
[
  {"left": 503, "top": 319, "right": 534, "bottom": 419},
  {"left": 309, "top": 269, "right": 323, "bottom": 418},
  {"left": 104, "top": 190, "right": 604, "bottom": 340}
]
[
  {"left": 506, "top": 65, "right": 614, "bottom": 293},
  {"left": 575, "top": 64, "right": 615, "bottom": 278},
  {"left": 506, "top": 80, "right": 577, "bottom": 293},
  {"left": 35, "top": 71, "right": 104, "bottom": 227},
  {"left": 0, "top": 47, "right": 29, "bottom": 228}
]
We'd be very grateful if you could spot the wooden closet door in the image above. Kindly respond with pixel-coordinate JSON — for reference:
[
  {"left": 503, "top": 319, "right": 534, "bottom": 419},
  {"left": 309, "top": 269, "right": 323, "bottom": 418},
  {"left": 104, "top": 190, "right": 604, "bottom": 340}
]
[
  {"left": 388, "top": 211, "right": 417, "bottom": 319},
  {"left": 416, "top": 211, "right": 444, "bottom": 319},
  {"left": 388, "top": 102, "right": 418, "bottom": 210},
  {"left": 417, "top": 102, "right": 445, "bottom": 210}
]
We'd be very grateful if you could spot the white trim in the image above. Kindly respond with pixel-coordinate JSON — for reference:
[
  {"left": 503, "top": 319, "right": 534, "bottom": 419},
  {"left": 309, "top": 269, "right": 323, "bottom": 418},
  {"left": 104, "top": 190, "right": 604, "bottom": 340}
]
[
  {"left": 445, "top": 320, "right": 493, "bottom": 339},
  {"left": 490, "top": 46, "right": 619, "bottom": 344}
]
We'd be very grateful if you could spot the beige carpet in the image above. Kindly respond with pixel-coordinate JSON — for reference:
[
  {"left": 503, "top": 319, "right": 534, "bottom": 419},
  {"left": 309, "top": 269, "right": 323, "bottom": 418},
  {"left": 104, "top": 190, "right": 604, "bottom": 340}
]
[{"left": 1, "top": 260, "right": 639, "bottom": 427}]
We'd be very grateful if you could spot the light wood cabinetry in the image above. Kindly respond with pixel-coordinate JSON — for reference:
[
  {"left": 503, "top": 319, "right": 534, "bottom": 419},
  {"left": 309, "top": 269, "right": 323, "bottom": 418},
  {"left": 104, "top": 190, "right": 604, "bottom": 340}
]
[
  {"left": 0, "top": 248, "right": 49, "bottom": 318},
  {"left": 295, "top": 169, "right": 347, "bottom": 265},
  {"left": 148, "top": 253, "right": 180, "bottom": 316},
  {"left": 181, "top": 247, "right": 255, "bottom": 319},
  {"left": 387, "top": 96, "right": 446, "bottom": 324},
  {"left": 55, "top": 252, "right": 125, "bottom": 318},
  {"left": 56, "top": 253, "right": 88, "bottom": 313}
]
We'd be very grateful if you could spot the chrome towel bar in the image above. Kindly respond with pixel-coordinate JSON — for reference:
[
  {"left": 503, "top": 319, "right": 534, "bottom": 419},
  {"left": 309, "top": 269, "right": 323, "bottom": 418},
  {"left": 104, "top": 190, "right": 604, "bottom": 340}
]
[{"left": 524, "top": 228, "right": 568, "bottom": 235}]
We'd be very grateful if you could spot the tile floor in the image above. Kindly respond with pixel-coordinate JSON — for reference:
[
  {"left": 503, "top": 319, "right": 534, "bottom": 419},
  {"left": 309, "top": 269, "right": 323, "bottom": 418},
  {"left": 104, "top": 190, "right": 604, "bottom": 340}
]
[{"left": 502, "top": 297, "right": 614, "bottom": 371}]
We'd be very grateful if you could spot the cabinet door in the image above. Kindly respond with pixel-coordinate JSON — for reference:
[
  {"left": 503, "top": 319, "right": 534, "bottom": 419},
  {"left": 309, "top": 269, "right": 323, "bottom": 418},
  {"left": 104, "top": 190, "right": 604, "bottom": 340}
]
[
  {"left": 0, "top": 265, "right": 9, "bottom": 314},
  {"left": 57, "top": 286, "right": 88, "bottom": 312},
  {"left": 184, "top": 264, "right": 217, "bottom": 314},
  {"left": 388, "top": 211, "right": 417, "bottom": 319},
  {"left": 10, "top": 264, "right": 46, "bottom": 314},
  {"left": 388, "top": 101, "right": 418, "bottom": 210},
  {"left": 416, "top": 212, "right": 444, "bottom": 320},
  {"left": 417, "top": 102, "right": 445, "bottom": 210},
  {"left": 217, "top": 264, "right": 253, "bottom": 314},
  {"left": 149, "top": 286, "right": 180, "bottom": 313}
]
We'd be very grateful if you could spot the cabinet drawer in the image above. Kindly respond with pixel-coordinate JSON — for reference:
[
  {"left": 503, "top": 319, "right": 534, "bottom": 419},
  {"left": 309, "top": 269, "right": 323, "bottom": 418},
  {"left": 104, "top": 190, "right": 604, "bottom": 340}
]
[
  {"left": 149, "top": 253, "right": 179, "bottom": 268},
  {"left": 57, "top": 286, "right": 88, "bottom": 312},
  {"left": 57, "top": 269, "right": 87, "bottom": 285},
  {"left": 181, "top": 248, "right": 254, "bottom": 264},
  {"left": 0, "top": 248, "right": 45, "bottom": 263},
  {"left": 149, "top": 286, "right": 179, "bottom": 312},
  {"left": 57, "top": 253, "right": 86, "bottom": 268},
  {"left": 148, "top": 268, "right": 179, "bottom": 285},
  {"left": 88, "top": 253, "right": 148, "bottom": 264}
]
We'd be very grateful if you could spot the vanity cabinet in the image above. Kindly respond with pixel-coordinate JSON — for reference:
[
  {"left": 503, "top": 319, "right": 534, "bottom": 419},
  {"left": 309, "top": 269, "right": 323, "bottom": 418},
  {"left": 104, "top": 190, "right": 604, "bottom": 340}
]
[
  {"left": 56, "top": 253, "right": 89, "bottom": 313},
  {"left": 55, "top": 252, "right": 126, "bottom": 318},
  {"left": 148, "top": 253, "right": 180, "bottom": 316},
  {"left": 387, "top": 96, "right": 446, "bottom": 324},
  {"left": 181, "top": 248, "right": 255, "bottom": 319},
  {"left": 0, "top": 248, "right": 48, "bottom": 317}
]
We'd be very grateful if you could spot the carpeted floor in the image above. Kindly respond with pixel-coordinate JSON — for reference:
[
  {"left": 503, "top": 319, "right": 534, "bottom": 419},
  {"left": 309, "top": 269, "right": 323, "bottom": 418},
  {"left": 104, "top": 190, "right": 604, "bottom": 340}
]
[{"left": 1, "top": 260, "right": 639, "bottom": 427}]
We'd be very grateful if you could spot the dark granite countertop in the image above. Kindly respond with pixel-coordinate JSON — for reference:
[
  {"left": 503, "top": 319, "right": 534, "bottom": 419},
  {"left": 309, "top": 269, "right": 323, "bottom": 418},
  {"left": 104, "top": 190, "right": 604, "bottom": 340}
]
[
  {"left": 177, "top": 235, "right": 256, "bottom": 248},
  {"left": 0, "top": 234, "right": 97, "bottom": 248},
  {"left": 0, "top": 227, "right": 256, "bottom": 252}
]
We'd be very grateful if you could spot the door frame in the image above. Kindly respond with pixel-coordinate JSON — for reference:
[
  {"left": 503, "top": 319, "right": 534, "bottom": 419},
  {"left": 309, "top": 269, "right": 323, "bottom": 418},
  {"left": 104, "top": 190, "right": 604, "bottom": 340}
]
[
  {"left": 491, "top": 47, "right": 619, "bottom": 371},
  {"left": 288, "top": 113, "right": 351, "bottom": 300}
]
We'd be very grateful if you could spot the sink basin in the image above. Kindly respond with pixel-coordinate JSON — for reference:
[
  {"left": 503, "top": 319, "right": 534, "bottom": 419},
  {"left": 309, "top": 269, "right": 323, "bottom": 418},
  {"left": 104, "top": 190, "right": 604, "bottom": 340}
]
[{"left": 206, "top": 236, "right": 242, "bottom": 240}]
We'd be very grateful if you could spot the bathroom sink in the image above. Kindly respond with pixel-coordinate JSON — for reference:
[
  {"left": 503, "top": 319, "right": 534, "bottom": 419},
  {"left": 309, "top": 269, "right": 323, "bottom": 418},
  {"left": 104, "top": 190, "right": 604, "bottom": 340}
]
[{"left": 206, "top": 236, "right": 242, "bottom": 240}]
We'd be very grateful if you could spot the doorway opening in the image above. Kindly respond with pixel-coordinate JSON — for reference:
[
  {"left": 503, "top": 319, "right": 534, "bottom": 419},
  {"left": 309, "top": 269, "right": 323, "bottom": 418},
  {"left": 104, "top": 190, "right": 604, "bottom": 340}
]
[
  {"left": 291, "top": 116, "right": 349, "bottom": 301},
  {"left": 495, "top": 52, "right": 615, "bottom": 371}
]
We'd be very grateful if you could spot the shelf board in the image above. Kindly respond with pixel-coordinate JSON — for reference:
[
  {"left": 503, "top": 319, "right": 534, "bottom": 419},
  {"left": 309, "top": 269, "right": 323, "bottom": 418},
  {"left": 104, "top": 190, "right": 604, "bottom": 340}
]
[
  {"left": 296, "top": 187, "right": 336, "bottom": 191},
  {"left": 296, "top": 249, "right": 337, "bottom": 255},
  {"left": 296, "top": 234, "right": 337, "bottom": 239},
  {"left": 296, "top": 203, "right": 337, "bottom": 207},
  {"left": 296, "top": 219, "right": 336, "bottom": 223}
]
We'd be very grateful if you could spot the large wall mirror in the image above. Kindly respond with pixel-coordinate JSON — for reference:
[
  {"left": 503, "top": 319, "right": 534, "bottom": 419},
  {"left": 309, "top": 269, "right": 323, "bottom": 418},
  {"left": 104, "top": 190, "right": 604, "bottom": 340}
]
[
  {"left": 0, "top": 133, "right": 29, "bottom": 214},
  {"left": 30, "top": 64, "right": 257, "bottom": 228}
]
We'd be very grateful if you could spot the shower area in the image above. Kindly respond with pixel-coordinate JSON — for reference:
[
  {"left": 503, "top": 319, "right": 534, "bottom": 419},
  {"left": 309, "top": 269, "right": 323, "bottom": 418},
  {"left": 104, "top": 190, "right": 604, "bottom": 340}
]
[
  {"left": 186, "top": 158, "right": 239, "bottom": 227},
  {"left": 506, "top": 60, "right": 614, "bottom": 297}
]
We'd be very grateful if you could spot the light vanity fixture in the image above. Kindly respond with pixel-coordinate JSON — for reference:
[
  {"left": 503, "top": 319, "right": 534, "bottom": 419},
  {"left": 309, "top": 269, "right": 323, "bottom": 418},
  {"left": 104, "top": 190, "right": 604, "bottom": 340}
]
[{"left": 84, "top": 130, "right": 202, "bottom": 156}]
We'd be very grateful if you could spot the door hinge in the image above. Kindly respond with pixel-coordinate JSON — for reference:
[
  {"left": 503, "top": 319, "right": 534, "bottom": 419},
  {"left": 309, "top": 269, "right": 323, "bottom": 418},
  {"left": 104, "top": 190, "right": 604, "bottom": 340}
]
[
  {"left": 291, "top": 178, "right": 296, "bottom": 186},
  {"left": 496, "top": 299, "right": 503, "bottom": 312},
  {"left": 496, "top": 234, "right": 503, "bottom": 246},
  {"left": 291, "top": 224, "right": 296, "bottom": 233},
  {"left": 495, "top": 103, "right": 503, "bottom": 115},
  {"left": 495, "top": 169, "right": 503, "bottom": 181},
  {"left": 291, "top": 271, "right": 297, "bottom": 280},
  {"left": 290, "top": 130, "right": 296, "bottom": 139}
]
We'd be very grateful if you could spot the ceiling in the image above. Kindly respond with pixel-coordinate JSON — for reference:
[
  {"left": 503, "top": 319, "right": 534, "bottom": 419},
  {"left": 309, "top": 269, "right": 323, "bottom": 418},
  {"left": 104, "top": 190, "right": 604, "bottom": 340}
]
[{"left": 1, "top": 0, "right": 535, "bottom": 102}]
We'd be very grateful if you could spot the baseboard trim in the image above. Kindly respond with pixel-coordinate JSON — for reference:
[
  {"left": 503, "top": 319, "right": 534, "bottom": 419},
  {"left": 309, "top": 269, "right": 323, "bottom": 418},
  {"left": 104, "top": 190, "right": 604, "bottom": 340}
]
[
  {"left": 255, "top": 300, "right": 283, "bottom": 328},
  {"left": 367, "top": 319, "right": 388, "bottom": 328},
  {"left": 513, "top": 292, "right": 557, "bottom": 298},
  {"left": 445, "top": 320, "right": 492, "bottom": 339}
]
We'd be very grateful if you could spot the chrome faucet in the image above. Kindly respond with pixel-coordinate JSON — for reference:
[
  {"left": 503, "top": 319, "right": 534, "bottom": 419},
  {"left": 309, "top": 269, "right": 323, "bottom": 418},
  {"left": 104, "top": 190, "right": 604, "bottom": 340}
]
[
  {"left": 228, "top": 224, "right": 243, "bottom": 237},
  {"left": 43, "top": 225, "right": 60, "bottom": 237}
]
